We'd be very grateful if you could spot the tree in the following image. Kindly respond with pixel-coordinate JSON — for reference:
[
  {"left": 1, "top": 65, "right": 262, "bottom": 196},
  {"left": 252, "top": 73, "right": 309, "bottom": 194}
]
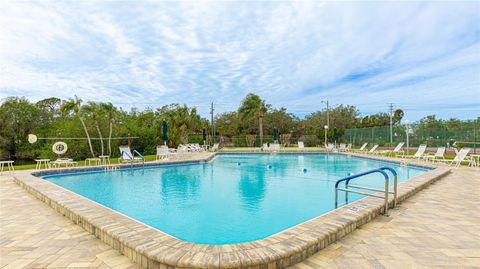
[
  {"left": 60, "top": 96, "right": 95, "bottom": 157},
  {"left": 393, "top": 109, "right": 404, "bottom": 124},
  {"left": 100, "top": 102, "right": 116, "bottom": 156},
  {"left": 264, "top": 108, "right": 298, "bottom": 134},
  {"left": 0, "top": 97, "right": 41, "bottom": 159},
  {"left": 238, "top": 94, "right": 269, "bottom": 145},
  {"left": 82, "top": 103, "right": 105, "bottom": 155},
  {"left": 158, "top": 104, "right": 204, "bottom": 145}
]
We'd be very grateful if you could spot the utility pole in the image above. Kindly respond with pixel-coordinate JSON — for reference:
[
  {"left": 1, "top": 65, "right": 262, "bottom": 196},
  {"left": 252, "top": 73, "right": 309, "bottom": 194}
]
[
  {"left": 388, "top": 103, "right": 394, "bottom": 146},
  {"left": 210, "top": 102, "right": 215, "bottom": 144},
  {"left": 321, "top": 100, "right": 329, "bottom": 146}
]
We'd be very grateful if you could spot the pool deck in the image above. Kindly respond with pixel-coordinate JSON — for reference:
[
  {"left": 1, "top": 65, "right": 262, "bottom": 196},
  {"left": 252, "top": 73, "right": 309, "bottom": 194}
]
[{"left": 1, "top": 152, "right": 479, "bottom": 268}]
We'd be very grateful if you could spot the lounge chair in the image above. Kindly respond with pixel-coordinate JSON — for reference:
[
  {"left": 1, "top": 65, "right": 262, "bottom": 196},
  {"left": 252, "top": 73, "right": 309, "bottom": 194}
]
[
  {"left": 378, "top": 142, "right": 404, "bottom": 156},
  {"left": 398, "top": 144, "right": 427, "bottom": 160},
  {"left": 338, "top": 143, "right": 347, "bottom": 151},
  {"left": 156, "top": 145, "right": 170, "bottom": 160},
  {"left": 262, "top": 143, "right": 270, "bottom": 152},
  {"left": 298, "top": 141, "right": 305, "bottom": 151},
  {"left": 325, "top": 143, "right": 335, "bottom": 151},
  {"left": 357, "top": 143, "right": 368, "bottom": 152},
  {"left": 346, "top": 143, "right": 352, "bottom": 151},
  {"left": 211, "top": 143, "right": 220, "bottom": 151},
  {"left": 438, "top": 147, "right": 472, "bottom": 167},
  {"left": 366, "top": 144, "right": 379, "bottom": 154},
  {"left": 423, "top": 147, "right": 446, "bottom": 163},
  {"left": 270, "top": 143, "right": 280, "bottom": 152},
  {"left": 176, "top": 144, "right": 190, "bottom": 155},
  {"left": 119, "top": 146, "right": 144, "bottom": 164}
]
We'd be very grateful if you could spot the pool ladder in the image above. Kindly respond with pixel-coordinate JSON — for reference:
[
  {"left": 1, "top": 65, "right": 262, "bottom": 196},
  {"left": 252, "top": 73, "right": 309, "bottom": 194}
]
[{"left": 335, "top": 167, "right": 398, "bottom": 215}]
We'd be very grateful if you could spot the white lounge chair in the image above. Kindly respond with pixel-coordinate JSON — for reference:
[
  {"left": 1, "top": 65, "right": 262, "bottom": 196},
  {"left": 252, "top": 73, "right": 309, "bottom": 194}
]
[
  {"left": 366, "top": 144, "right": 379, "bottom": 154},
  {"left": 211, "top": 143, "right": 220, "bottom": 151},
  {"left": 119, "top": 146, "right": 144, "bottom": 163},
  {"left": 156, "top": 145, "right": 170, "bottom": 160},
  {"left": 399, "top": 144, "right": 427, "bottom": 160},
  {"left": 176, "top": 144, "right": 190, "bottom": 155},
  {"left": 438, "top": 148, "right": 472, "bottom": 167},
  {"left": 378, "top": 142, "right": 404, "bottom": 156},
  {"left": 325, "top": 143, "right": 335, "bottom": 151},
  {"left": 423, "top": 147, "right": 446, "bottom": 163},
  {"left": 298, "top": 141, "right": 305, "bottom": 151},
  {"left": 357, "top": 143, "right": 368, "bottom": 152},
  {"left": 338, "top": 143, "right": 347, "bottom": 151},
  {"left": 346, "top": 143, "right": 352, "bottom": 151},
  {"left": 262, "top": 143, "right": 270, "bottom": 152},
  {"left": 270, "top": 143, "right": 280, "bottom": 152}
]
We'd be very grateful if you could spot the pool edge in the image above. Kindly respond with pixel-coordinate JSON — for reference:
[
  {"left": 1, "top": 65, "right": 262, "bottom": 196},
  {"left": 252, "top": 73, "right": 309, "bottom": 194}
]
[{"left": 13, "top": 153, "right": 451, "bottom": 269}]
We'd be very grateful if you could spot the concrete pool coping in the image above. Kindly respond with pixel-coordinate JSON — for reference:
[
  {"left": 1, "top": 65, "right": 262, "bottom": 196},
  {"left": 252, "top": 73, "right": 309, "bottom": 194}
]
[{"left": 13, "top": 152, "right": 451, "bottom": 269}]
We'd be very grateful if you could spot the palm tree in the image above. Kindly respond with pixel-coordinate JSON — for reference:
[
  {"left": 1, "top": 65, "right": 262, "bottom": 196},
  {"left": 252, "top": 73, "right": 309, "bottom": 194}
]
[
  {"left": 100, "top": 102, "right": 115, "bottom": 156},
  {"left": 83, "top": 103, "right": 105, "bottom": 156},
  {"left": 238, "top": 93, "right": 269, "bottom": 146},
  {"left": 60, "top": 95, "right": 95, "bottom": 157}
]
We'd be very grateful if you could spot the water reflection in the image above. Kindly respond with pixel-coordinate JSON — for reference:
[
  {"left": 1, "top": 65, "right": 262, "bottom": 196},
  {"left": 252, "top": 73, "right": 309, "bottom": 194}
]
[
  {"left": 238, "top": 164, "right": 266, "bottom": 211},
  {"left": 159, "top": 165, "right": 201, "bottom": 204}
]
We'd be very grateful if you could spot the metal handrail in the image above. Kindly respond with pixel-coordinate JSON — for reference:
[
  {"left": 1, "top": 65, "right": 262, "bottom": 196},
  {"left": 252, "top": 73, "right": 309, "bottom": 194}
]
[
  {"left": 335, "top": 168, "right": 392, "bottom": 215},
  {"left": 379, "top": 167, "right": 398, "bottom": 207},
  {"left": 133, "top": 150, "right": 145, "bottom": 163}
]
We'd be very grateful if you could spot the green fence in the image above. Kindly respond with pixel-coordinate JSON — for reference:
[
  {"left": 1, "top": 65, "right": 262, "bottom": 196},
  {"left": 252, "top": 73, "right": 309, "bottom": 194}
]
[{"left": 343, "top": 124, "right": 479, "bottom": 152}]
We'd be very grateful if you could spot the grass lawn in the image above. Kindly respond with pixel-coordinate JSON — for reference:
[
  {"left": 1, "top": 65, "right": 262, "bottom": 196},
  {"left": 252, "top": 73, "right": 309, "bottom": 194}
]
[{"left": 11, "top": 154, "right": 158, "bottom": 171}]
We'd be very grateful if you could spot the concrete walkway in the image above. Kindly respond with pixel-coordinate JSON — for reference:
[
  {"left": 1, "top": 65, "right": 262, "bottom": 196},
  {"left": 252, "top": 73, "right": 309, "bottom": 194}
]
[
  {"left": 289, "top": 168, "right": 480, "bottom": 269},
  {"left": 1, "top": 167, "right": 479, "bottom": 268},
  {"left": 0, "top": 175, "right": 140, "bottom": 269}
]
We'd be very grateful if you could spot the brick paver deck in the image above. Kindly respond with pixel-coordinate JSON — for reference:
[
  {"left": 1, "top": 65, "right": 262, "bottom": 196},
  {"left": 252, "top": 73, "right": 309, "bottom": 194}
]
[
  {"left": 1, "top": 159, "right": 478, "bottom": 268},
  {"left": 0, "top": 175, "right": 141, "bottom": 269},
  {"left": 290, "top": 168, "right": 480, "bottom": 269}
]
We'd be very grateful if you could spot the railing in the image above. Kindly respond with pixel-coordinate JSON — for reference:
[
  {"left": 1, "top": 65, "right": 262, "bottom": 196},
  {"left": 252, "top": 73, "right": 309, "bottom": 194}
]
[
  {"left": 335, "top": 167, "right": 398, "bottom": 215},
  {"left": 120, "top": 150, "right": 145, "bottom": 166},
  {"left": 133, "top": 150, "right": 145, "bottom": 163}
]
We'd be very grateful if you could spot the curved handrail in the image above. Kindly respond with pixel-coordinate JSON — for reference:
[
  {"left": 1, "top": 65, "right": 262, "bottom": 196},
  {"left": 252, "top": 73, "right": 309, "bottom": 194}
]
[
  {"left": 121, "top": 151, "right": 133, "bottom": 160},
  {"left": 335, "top": 169, "right": 389, "bottom": 188},
  {"left": 379, "top": 166, "right": 398, "bottom": 207},
  {"left": 334, "top": 168, "right": 392, "bottom": 215},
  {"left": 378, "top": 166, "right": 397, "bottom": 177},
  {"left": 133, "top": 149, "right": 145, "bottom": 162}
]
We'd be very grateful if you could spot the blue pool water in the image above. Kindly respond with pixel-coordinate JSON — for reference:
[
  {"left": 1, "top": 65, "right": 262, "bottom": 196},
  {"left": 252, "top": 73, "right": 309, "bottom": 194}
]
[{"left": 44, "top": 154, "right": 427, "bottom": 244}]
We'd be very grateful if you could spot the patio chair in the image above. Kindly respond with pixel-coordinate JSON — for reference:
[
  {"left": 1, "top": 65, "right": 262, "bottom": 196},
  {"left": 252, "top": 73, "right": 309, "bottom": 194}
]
[
  {"left": 357, "top": 142, "right": 368, "bottom": 151},
  {"left": 298, "top": 141, "right": 305, "bottom": 151},
  {"left": 156, "top": 145, "right": 170, "bottom": 160},
  {"left": 346, "top": 143, "right": 352, "bottom": 151},
  {"left": 438, "top": 147, "right": 472, "bottom": 168},
  {"left": 378, "top": 142, "right": 404, "bottom": 156},
  {"left": 338, "top": 143, "right": 347, "bottom": 151},
  {"left": 423, "top": 147, "right": 446, "bottom": 163},
  {"left": 399, "top": 144, "right": 427, "bottom": 160},
  {"left": 119, "top": 146, "right": 144, "bottom": 164},
  {"left": 366, "top": 144, "right": 379, "bottom": 154},
  {"left": 270, "top": 143, "right": 280, "bottom": 152},
  {"left": 211, "top": 143, "right": 220, "bottom": 151},
  {"left": 325, "top": 143, "right": 335, "bottom": 151}
]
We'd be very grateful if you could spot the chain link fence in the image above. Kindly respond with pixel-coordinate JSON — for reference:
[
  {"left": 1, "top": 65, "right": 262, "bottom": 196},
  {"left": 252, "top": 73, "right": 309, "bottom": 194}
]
[{"left": 343, "top": 124, "right": 478, "bottom": 153}]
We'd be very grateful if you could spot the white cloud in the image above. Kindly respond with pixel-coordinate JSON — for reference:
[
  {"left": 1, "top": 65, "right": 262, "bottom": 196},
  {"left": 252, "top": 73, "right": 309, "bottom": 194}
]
[{"left": 0, "top": 0, "right": 478, "bottom": 119}]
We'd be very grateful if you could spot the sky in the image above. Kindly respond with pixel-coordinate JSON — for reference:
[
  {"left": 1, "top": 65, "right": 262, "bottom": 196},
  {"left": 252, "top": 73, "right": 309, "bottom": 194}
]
[{"left": 0, "top": 1, "right": 479, "bottom": 121}]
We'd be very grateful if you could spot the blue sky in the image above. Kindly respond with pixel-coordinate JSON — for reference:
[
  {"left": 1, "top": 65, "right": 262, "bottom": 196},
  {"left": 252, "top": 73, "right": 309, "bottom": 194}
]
[{"left": 0, "top": 1, "right": 479, "bottom": 121}]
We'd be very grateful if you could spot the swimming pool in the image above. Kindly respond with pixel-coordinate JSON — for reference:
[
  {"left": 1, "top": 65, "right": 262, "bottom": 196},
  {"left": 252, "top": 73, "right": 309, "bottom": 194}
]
[{"left": 44, "top": 153, "right": 427, "bottom": 244}]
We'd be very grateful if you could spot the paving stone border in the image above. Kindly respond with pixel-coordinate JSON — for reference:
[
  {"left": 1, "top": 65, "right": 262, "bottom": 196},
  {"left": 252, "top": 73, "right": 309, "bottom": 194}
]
[{"left": 13, "top": 153, "right": 450, "bottom": 269}]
